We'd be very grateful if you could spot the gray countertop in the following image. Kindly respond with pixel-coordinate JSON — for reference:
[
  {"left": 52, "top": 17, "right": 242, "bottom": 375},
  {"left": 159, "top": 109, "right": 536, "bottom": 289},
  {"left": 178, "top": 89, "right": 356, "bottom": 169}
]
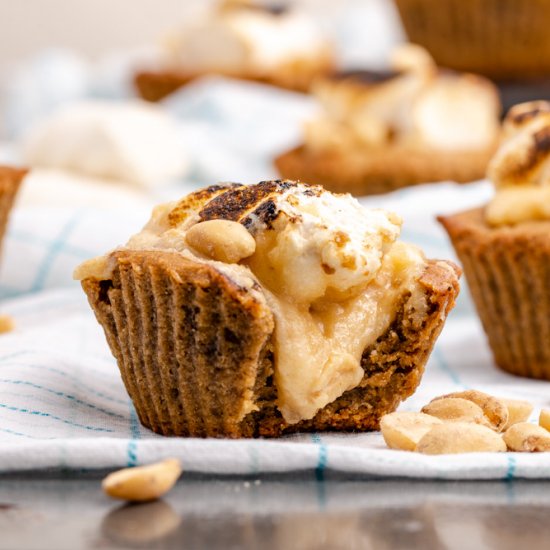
[{"left": 1, "top": 472, "right": 550, "bottom": 550}]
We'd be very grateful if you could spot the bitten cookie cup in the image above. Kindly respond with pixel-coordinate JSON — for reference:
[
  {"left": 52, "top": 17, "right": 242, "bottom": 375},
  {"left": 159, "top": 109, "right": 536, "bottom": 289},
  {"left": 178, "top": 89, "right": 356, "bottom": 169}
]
[
  {"left": 81, "top": 253, "right": 459, "bottom": 437},
  {"left": 78, "top": 180, "right": 460, "bottom": 438},
  {"left": 0, "top": 167, "right": 26, "bottom": 257},
  {"left": 439, "top": 209, "right": 550, "bottom": 380}
]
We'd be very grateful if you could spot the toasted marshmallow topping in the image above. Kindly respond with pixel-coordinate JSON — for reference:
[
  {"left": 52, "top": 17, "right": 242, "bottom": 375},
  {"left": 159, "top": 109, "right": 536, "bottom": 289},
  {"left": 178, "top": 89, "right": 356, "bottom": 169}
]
[
  {"left": 305, "top": 44, "right": 500, "bottom": 153},
  {"left": 22, "top": 101, "right": 189, "bottom": 188},
  {"left": 166, "top": 1, "right": 330, "bottom": 75},
  {"left": 75, "top": 181, "right": 426, "bottom": 424},
  {"left": 487, "top": 101, "right": 550, "bottom": 226}
]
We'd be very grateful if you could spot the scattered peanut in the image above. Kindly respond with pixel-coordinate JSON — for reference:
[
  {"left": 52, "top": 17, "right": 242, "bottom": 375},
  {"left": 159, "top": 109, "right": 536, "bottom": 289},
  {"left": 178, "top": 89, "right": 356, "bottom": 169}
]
[
  {"left": 381, "top": 390, "right": 550, "bottom": 455},
  {"left": 380, "top": 412, "right": 443, "bottom": 451},
  {"left": 421, "top": 397, "right": 487, "bottom": 426},
  {"left": 102, "top": 458, "right": 182, "bottom": 502},
  {"left": 539, "top": 409, "right": 550, "bottom": 432},
  {"left": 504, "top": 423, "right": 550, "bottom": 452},
  {"left": 433, "top": 390, "right": 508, "bottom": 432},
  {"left": 501, "top": 398, "right": 534, "bottom": 431},
  {"left": 416, "top": 423, "right": 506, "bottom": 455},
  {"left": 0, "top": 315, "right": 14, "bottom": 334},
  {"left": 185, "top": 219, "right": 256, "bottom": 263}
]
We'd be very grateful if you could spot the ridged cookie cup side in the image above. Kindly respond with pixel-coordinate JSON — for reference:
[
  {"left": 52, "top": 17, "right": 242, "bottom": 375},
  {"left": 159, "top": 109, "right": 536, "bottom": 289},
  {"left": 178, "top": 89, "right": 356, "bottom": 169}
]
[
  {"left": 0, "top": 167, "right": 26, "bottom": 257},
  {"left": 274, "top": 145, "right": 493, "bottom": 196},
  {"left": 395, "top": 0, "right": 550, "bottom": 79},
  {"left": 82, "top": 250, "right": 460, "bottom": 438},
  {"left": 439, "top": 208, "right": 550, "bottom": 379},
  {"left": 81, "top": 250, "right": 274, "bottom": 438}
]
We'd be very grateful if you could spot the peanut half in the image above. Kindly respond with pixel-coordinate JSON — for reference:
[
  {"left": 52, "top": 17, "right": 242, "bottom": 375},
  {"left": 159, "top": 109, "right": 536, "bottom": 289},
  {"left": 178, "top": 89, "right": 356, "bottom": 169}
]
[
  {"left": 539, "top": 409, "right": 550, "bottom": 432},
  {"left": 416, "top": 423, "right": 506, "bottom": 455},
  {"left": 380, "top": 412, "right": 443, "bottom": 452},
  {"left": 421, "top": 397, "right": 487, "bottom": 425},
  {"left": 504, "top": 423, "right": 550, "bottom": 452},
  {"left": 102, "top": 458, "right": 182, "bottom": 502},
  {"left": 433, "top": 390, "right": 508, "bottom": 432},
  {"left": 500, "top": 398, "right": 534, "bottom": 431},
  {"left": 185, "top": 219, "right": 256, "bottom": 264}
]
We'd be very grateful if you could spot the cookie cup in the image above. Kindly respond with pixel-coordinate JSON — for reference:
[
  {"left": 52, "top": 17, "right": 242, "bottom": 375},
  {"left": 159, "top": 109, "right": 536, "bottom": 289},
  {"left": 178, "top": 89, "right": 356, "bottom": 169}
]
[
  {"left": 440, "top": 208, "right": 550, "bottom": 379},
  {"left": 82, "top": 249, "right": 460, "bottom": 438},
  {"left": 395, "top": 0, "right": 550, "bottom": 79}
]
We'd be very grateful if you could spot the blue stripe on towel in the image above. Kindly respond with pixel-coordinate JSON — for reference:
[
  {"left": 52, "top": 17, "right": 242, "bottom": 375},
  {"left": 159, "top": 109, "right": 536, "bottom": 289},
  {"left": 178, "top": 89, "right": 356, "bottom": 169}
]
[
  {"left": 0, "top": 402, "right": 113, "bottom": 432},
  {"left": 311, "top": 433, "right": 328, "bottom": 481},
  {"left": 5, "top": 362, "right": 127, "bottom": 405},
  {"left": 506, "top": 455, "right": 517, "bottom": 481},
  {"left": 127, "top": 403, "right": 140, "bottom": 467},
  {"left": 9, "top": 229, "right": 96, "bottom": 260},
  {"left": 0, "top": 380, "right": 125, "bottom": 419},
  {"left": 434, "top": 346, "right": 467, "bottom": 389},
  {"left": 30, "top": 211, "right": 84, "bottom": 292}
]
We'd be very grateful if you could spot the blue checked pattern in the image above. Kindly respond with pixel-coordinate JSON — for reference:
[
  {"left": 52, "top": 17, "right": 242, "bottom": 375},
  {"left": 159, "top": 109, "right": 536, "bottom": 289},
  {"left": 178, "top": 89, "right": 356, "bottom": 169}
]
[{"left": 2, "top": 165, "right": 550, "bottom": 477}]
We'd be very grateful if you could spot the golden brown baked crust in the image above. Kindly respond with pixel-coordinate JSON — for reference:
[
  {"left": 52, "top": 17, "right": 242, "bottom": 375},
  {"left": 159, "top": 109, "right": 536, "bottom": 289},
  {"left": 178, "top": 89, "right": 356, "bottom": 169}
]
[
  {"left": 275, "top": 144, "right": 496, "bottom": 196},
  {"left": 135, "top": 54, "right": 334, "bottom": 101},
  {"left": 82, "top": 250, "right": 460, "bottom": 438},
  {"left": 395, "top": 0, "right": 550, "bottom": 80},
  {"left": 439, "top": 208, "right": 550, "bottom": 380},
  {"left": 0, "top": 166, "right": 26, "bottom": 256}
]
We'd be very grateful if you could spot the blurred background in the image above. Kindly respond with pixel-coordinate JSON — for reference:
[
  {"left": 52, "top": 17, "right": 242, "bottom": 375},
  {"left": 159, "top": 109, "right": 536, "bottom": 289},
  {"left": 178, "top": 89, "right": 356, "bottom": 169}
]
[
  {"left": 0, "top": 0, "right": 403, "bottom": 65},
  {"left": 0, "top": 0, "right": 501, "bottom": 304}
]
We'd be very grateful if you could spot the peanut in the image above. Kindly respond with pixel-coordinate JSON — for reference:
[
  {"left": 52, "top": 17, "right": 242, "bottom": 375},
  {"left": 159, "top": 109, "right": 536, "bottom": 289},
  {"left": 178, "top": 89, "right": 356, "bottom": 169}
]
[
  {"left": 185, "top": 220, "right": 256, "bottom": 264},
  {"left": 416, "top": 423, "right": 506, "bottom": 455},
  {"left": 0, "top": 315, "right": 14, "bottom": 334},
  {"left": 102, "top": 458, "right": 182, "bottom": 502},
  {"left": 500, "top": 398, "right": 534, "bottom": 431},
  {"left": 380, "top": 412, "right": 443, "bottom": 452},
  {"left": 433, "top": 390, "right": 508, "bottom": 432},
  {"left": 421, "top": 397, "right": 487, "bottom": 425},
  {"left": 539, "top": 409, "right": 550, "bottom": 432},
  {"left": 504, "top": 422, "right": 550, "bottom": 452}
]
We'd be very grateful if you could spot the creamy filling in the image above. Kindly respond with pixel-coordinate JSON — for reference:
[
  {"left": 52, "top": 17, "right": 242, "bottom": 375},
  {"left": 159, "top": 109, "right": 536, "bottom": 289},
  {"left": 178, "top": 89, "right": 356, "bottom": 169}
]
[
  {"left": 486, "top": 186, "right": 550, "bottom": 226},
  {"left": 75, "top": 185, "right": 426, "bottom": 424},
  {"left": 259, "top": 241, "right": 425, "bottom": 423}
]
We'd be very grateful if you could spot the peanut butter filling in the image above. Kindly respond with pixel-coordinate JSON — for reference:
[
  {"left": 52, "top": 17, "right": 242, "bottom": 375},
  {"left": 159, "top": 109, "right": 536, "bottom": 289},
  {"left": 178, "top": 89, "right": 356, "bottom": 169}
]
[{"left": 74, "top": 182, "right": 427, "bottom": 424}]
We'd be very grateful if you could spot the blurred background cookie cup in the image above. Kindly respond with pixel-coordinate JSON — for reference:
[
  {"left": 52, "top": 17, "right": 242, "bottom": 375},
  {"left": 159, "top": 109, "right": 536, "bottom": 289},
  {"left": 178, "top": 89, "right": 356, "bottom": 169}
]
[
  {"left": 275, "top": 44, "right": 501, "bottom": 196},
  {"left": 439, "top": 101, "right": 550, "bottom": 380},
  {"left": 134, "top": 0, "right": 335, "bottom": 101},
  {"left": 394, "top": 0, "right": 550, "bottom": 81}
]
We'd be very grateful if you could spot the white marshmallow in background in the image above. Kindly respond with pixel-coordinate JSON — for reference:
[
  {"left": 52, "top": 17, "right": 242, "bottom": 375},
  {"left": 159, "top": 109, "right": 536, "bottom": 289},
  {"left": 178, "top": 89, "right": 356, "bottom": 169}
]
[{"left": 21, "top": 99, "right": 190, "bottom": 188}]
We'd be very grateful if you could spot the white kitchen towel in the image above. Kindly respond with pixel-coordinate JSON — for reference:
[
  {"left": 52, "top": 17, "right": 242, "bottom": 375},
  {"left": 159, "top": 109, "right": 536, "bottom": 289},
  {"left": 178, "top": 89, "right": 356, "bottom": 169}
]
[{"left": 1, "top": 181, "right": 550, "bottom": 479}]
